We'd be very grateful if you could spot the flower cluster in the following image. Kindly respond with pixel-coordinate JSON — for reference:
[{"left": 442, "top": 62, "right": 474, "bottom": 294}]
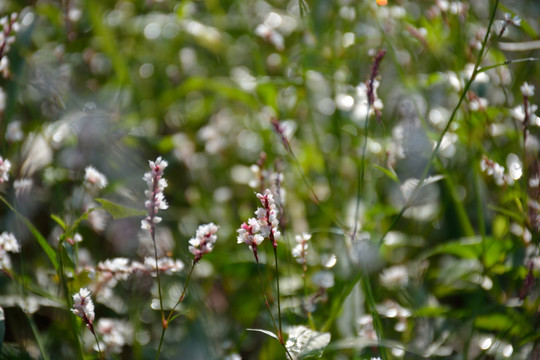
[
  {"left": 84, "top": 166, "right": 108, "bottom": 191},
  {"left": 96, "top": 257, "right": 184, "bottom": 281},
  {"left": 0, "top": 156, "right": 11, "bottom": 183},
  {"left": 188, "top": 223, "right": 219, "bottom": 264},
  {"left": 83, "top": 257, "right": 185, "bottom": 306},
  {"left": 0, "top": 13, "right": 19, "bottom": 78},
  {"left": 237, "top": 189, "right": 281, "bottom": 261},
  {"left": 366, "top": 49, "right": 386, "bottom": 112},
  {"left": 72, "top": 288, "right": 96, "bottom": 332},
  {"left": 0, "top": 232, "right": 20, "bottom": 270},
  {"left": 292, "top": 233, "right": 311, "bottom": 273},
  {"left": 480, "top": 155, "right": 522, "bottom": 186},
  {"left": 141, "top": 157, "right": 168, "bottom": 231},
  {"left": 142, "top": 257, "right": 184, "bottom": 276}
]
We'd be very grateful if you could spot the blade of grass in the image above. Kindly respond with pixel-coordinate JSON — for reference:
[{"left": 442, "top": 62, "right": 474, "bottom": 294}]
[{"left": 0, "top": 195, "right": 58, "bottom": 272}]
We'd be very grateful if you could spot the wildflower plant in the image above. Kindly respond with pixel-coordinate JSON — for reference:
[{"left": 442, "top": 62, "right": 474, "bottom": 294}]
[{"left": 3, "top": 0, "right": 540, "bottom": 359}]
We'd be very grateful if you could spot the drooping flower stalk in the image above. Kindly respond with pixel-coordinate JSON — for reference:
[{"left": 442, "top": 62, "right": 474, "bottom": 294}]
[{"left": 237, "top": 189, "right": 288, "bottom": 349}]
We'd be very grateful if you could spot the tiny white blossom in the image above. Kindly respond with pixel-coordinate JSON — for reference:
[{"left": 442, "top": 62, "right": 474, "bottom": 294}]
[
  {"left": 84, "top": 166, "right": 108, "bottom": 190},
  {"left": 141, "top": 157, "right": 168, "bottom": 230},
  {"left": 72, "top": 288, "right": 95, "bottom": 325},
  {"left": 143, "top": 257, "right": 184, "bottom": 275},
  {"left": 188, "top": 223, "right": 219, "bottom": 263},
  {"left": 5, "top": 120, "right": 23, "bottom": 142},
  {"left": 521, "top": 82, "right": 535, "bottom": 97},
  {"left": 0, "top": 232, "right": 20, "bottom": 253},
  {"left": 504, "top": 13, "right": 521, "bottom": 27},
  {"left": 0, "top": 156, "right": 11, "bottom": 183}
]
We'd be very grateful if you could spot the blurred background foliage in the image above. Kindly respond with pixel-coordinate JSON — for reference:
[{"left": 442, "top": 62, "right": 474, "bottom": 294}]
[{"left": 1, "top": 0, "right": 540, "bottom": 359}]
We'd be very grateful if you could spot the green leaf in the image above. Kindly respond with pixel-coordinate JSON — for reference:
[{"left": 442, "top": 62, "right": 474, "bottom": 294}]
[
  {"left": 488, "top": 205, "right": 523, "bottom": 223},
  {"left": 50, "top": 214, "right": 66, "bottom": 230},
  {"left": 420, "top": 236, "right": 484, "bottom": 259},
  {"left": 475, "top": 310, "right": 533, "bottom": 337},
  {"left": 247, "top": 328, "right": 279, "bottom": 341},
  {"left": 95, "top": 198, "right": 146, "bottom": 219},
  {"left": 371, "top": 164, "right": 399, "bottom": 182},
  {"left": 0, "top": 195, "right": 58, "bottom": 272}
]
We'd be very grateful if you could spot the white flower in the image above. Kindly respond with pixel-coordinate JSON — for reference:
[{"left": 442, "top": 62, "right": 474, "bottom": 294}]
[
  {"left": 521, "top": 82, "right": 535, "bottom": 97},
  {"left": 5, "top": 120, "right": 23, "bottom": 142},
  {"left": 380, "top": 265, "right": 409, "bottom": 287},
  {"left": 0, "top": 232, "right": 20, "bottom": 253},
  {"left": 188, "top": 223, "right": 219, "bottom": 263},
  {"left": 143, "top": 257, "right": 184, "bottom": 275},
  {"left": 255, "top": 24, "right": 285, "bottom": 51},
  {"left": 505, "top": 13, "right": 521, "bottom": 27},
  {"left": 84, "top": 166, "right": 108, "bottom": 190},
  {"left": 72, "top": 288, "right": 95, "bottom": 324},
  {"left": 0, "top": 156, "right": 11, "bottom": 183},
  {"left": 141, "top": 157, "right": 168, "bottom": 230},
  {"left": 0, "top": 232, "right": 19, "bottom": 271},
  {"left": 292, "top": 233, "right": 311, "bottom": 265}
]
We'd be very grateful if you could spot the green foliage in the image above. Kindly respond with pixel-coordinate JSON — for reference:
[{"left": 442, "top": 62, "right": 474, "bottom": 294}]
[{"left": 0, "top": 0, "right": 540, "bottom": 359}]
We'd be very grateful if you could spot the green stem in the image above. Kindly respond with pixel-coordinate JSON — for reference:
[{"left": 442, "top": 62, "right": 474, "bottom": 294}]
[
  {"left": 92, "top": 329, "right": 104, "bottom": 360},
  {"left": 353, "top": 110, "right": 371, "bottom": 240},
  {"left": 26, "top": 313, "right": 50, "bottom": 360},
  {"left": 156, "top": 262, "right": 196, "bottom": 360},
  {"left": 59, "top": 245, "right": 85, "bottom": 360},
  {"left": 273, "top": 247, "right": 283, "bottom": 343},
  {"left": 256, "top": 260, "right": 279, "bottom": 337},
  {"left": 151, "top": 228, "right": 165, "bottom": 327},
  {"left": 361, "top": 275, "right": 389, "bottom": 360},
  {"left": 478, "top": 57, "right": 540, "bottom": 73}
]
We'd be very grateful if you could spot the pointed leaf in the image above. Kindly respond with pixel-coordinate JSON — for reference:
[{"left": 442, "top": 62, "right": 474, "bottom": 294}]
[
  {"left": 50, "top": 214, "right": 66, "bottom": 230},
  {"left": 95, "top": 198, "right": 146, "bottom": 219},
  {"left": 246, "top": 328, "right": 279, "bottom": 341},
  {"left": 371, "top": 164, "right": 399, "bottom": 182}
]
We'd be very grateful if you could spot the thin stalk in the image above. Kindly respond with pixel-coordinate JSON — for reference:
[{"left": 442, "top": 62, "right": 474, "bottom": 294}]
[
  {"left": 151, "top": 228, "right": 165, "bottom": 327},
  {"left": 478, "top": 57, "right": 540, "bottom": 73},
  {"left": 156, "top": 263, "right": 196, "bottom": 360},
  {"left": 58, "top": 245, "right": 85, "bottom": 360},
  {"left": 273, "top": 247, "right": 283, "bottom": 343},
  {"left": 26, "top": 309, "right": 50, "bottom": 360},
  {"left": 255, "top": 258, "right": 294, "bottom": 359},
  {"left": 353, "top": 110, "right": 371, "bottom": 241},
  {"left": 272, "top": 250, "right": 294, "bottom": 360},
  {"left": 361, "top": 275, "right": 389, "bottom": 360},
  {"left": 91, "top": 330, "right": 104, "bottom": 360},
  {"left": 256, "top": 261, "right": 279, "bottom": 337},
  {"left": 15, "top": 204, "right": 50, "bottom": 360}
]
